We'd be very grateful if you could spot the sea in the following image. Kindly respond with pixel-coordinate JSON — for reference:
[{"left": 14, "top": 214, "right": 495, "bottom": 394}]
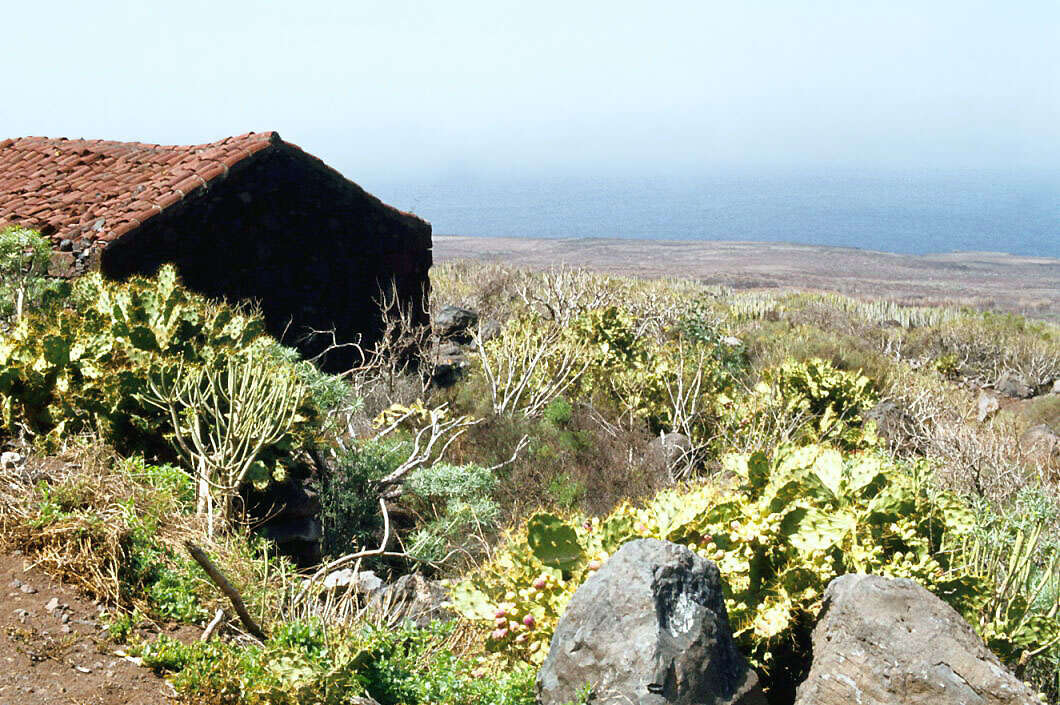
[{"left": 369, "top": 170, "right": 1060, "bottom": 259}]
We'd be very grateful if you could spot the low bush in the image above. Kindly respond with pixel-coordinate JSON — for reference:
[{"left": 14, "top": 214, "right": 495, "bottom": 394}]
[
  {"left": 405, "top": 462, "right": 500, "bottom": 565},
  {"left": 763, "top": 357, "right": 878, "bottom": 449},
  {"left": 134, "top": 619, "right": 536, "bottom": 705},
  {"left": 0, "top": 266, "right": 330, "bottom": 517},
  {"left": 904, "top": 312, "right": 1059, "bottom": 389},
  {"left": 316, "top": 439, "right": 405, "bottom": 560}
]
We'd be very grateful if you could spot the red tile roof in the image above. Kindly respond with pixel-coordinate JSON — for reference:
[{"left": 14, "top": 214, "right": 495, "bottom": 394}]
[{"left": 0, "top": 131, "right": 281, "bottom": 247}]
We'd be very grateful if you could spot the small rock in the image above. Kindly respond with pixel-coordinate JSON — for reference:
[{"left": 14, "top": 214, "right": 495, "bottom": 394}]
[
  {"left": 60, "top": 625, "right": 71, "bottom": 634},
  {"left": 1051, "top": 378, "right": 1060, "bottom": 395},
  {"left": 646, "top": 431, "right": 693, "bottom": 473},
  {"left": 431, "top": 341, "right": 470, "bottom": 388},
  {"left": 60, "top": 613, "right": 70, "bottom": 624},
  {"left": 976, "top": 391, "right": 1000, "bottom": 422},
  {"left": 369, "top": 574, "right": 455, "bottom": 629},
  {"left": 9, "top": 578, "right": 22, "bottom": 589},
  {"left": 20, "top": 584, "right": 37, "bottom": 594},
  {"left": 1021, "top": 424, "right": 1059, "bottom": 461},
  {"left": 45, "top": 597, "right": 60, "bottom": 612},
  {"left": 322, "top": 568, "right": 384, "bottom": 595},
  {"left": 477, "top": 319, "right": 502, "bottom": 343}
]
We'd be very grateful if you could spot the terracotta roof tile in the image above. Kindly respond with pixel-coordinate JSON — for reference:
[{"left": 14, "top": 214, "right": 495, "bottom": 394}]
[{"left": 0, "top": 131, "right": 279, "bottom": 247}]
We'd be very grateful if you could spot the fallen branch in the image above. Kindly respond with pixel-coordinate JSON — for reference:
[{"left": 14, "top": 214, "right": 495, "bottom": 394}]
[
  {"left": 184, "top": 541, "right": 267, "bottom": 641},
  {"left": 200, "top": 608, "right": 226, "bottom": 642}
]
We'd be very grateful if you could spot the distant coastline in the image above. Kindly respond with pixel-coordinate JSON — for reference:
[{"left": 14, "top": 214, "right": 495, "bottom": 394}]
[
  {"left": 375, "top": 171, "right": 1060, "bottom": 259},
  {"left": 432, "top": 235, "right": 1060, "bottom": 322}
]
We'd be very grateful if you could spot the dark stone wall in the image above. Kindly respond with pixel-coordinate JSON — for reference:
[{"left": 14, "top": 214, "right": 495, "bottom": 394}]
[{"left": 99, "top": 146, "right": 432, "bottom": 370}]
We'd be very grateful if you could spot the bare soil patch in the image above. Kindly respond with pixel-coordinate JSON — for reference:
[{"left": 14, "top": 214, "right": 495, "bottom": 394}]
[
  {"left": 434, "top": 236, "right": 1060, "bottom": 321},
  {"left": 0, "top": 552, "right": 173, "bottom": 705}
]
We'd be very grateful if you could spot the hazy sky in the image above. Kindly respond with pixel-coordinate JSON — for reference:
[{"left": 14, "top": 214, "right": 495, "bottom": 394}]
[{"left": 3, "top": 1, "right": 1058, "bottom": 180}]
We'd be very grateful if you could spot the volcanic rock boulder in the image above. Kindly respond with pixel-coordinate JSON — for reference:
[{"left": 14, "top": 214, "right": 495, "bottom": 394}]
[
  {"left": 995, "top": 372, "right": 1035, "bottom": 399},
  {"left": 537, "top": 538, "right": 765, "bottom": 705},
  {"left": 368, "top": 574, "right": 455, "bottom": 628},
  {"left": 794, "top": 574, "right": 1040, "bottom": 705},
  {"left": 434, "top": 305, "right": 479, "bottom": 343}
]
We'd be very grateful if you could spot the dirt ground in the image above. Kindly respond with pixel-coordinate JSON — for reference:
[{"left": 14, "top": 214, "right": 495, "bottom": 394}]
[
  {"left": 0, "top": 552, "right": 173, "bottom": 705},
  {"left": 433, "top": 236, "right": 1060, "bottom": 322}
]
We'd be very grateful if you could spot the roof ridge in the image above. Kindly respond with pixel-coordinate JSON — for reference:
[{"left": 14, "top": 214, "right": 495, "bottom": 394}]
[
  {"left": 0, "top": 131, "right": 283, "bottom": 246},
  {"left": 6, "top": 131, "right": 279, "bottom": 152}
]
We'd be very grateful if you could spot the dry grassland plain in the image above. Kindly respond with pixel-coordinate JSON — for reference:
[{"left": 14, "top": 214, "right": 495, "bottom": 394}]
[{"left": 433, "top": 236, "right": 1060, "bottom": 322}]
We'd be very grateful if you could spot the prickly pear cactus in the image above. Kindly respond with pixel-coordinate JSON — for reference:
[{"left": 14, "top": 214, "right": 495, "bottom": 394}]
[{"left": 527, "top": 512, "right": 584, "bottom": 572}]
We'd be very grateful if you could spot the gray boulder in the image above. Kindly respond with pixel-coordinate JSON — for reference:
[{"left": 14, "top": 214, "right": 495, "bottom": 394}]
[
  {"left": 322, "top": 568, "right": 384, "bottom": 596},
  {"left": 646, "top": 432, "right": 693, "bottom": 469},
  {"left": 537, "top": 538, "right": 764, "bottom": 705},
  {"left": 864, "top": 401, "right": 915, "bottom": 449},
  {"left": 431, "top": 340, "right": 470, "bottom": 387},
  {"left": 369, "top": 574, "right": 455, "bottom": 628},
  {"left": 434, "top": 305, "right": 479, "bottom": 342},
  {"left": 794, "top": 574, "right": 1040, "bottom": 705},
  {"left": 995, "top": 372, "right": 1035, "bottom": 399}
]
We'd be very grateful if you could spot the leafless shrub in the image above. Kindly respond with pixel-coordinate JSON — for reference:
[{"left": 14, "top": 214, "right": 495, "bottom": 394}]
[
  {"left": 877, "top": 365, "right": 1051, "bottom": 503},
  {"left": 473, "top": 320, "right": 591, "bottom": 418}
]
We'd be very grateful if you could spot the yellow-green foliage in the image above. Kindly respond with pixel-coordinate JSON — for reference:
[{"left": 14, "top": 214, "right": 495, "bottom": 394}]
[
  {"left": 476, "top": 312, "right": 592, "bottom": 417},
  {"left": 764, "top": 357, "right": 878, "bottom": 449},
  {"left": 908, "top": 312, "right": 1060, "bottom": 388},
  {"left": 0, "top": 265, "right": 265, "bottom": 449},
  {"left": 450, "top": 445, "right": 999, "bottom": 681},
  {"left": 0, "top": 266, "right": 322, "bottom": 483}
]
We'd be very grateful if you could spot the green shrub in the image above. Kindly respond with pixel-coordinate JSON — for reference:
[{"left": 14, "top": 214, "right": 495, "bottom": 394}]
[
  {"left": 405, "top": 462, "right": 500, "bottom": 565},
  {"left": 450, "top": 445, "right": 1000, "bottom": 698},
  {"left": 134, "top": 619, "right": 536, "bottom": 705},
  {"left": 545, "top": 472, "right": 585, "bottom": 510},
  {"left": 476, "top": 312, "right": 592, "bottom": 417},
  {"left": 20, "top": 455, "right": 208, "bottom": 624},
  {"left": 610, "top": 340, "right": 736, "bottom": 451},
  {"left": 676, "top": 299, "right": 748, "bottom": 377},
  {"left": 541, "top": 397, "right": 572, "bottom": 426},
  {"left": 318, "top": 439, "right": 404, "bottom": 559},
  {"left": 122, "top": 521, "right": 207, "bottom": 623},
  {"left": 0, "top": 265, "right": 266, "bottom": 451},
  {"left": 905, "top": 312, "right": 1060, "bottom": 388},
  {"left": 0, "top": 266, "right": 325, "bottom": 507},
  {"left": 964, "top": 487, "right": 1060, "bottom": 698}
]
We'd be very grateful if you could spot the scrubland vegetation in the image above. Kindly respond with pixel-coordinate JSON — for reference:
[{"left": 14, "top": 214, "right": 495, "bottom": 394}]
[{"left": 0, "top": 226, "right": 1058, "bottom": 703}]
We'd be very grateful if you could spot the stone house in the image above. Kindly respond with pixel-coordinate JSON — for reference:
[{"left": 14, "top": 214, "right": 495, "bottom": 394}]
[{"left": 0, "top": 131, "right": 432, "bottom": 369}]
